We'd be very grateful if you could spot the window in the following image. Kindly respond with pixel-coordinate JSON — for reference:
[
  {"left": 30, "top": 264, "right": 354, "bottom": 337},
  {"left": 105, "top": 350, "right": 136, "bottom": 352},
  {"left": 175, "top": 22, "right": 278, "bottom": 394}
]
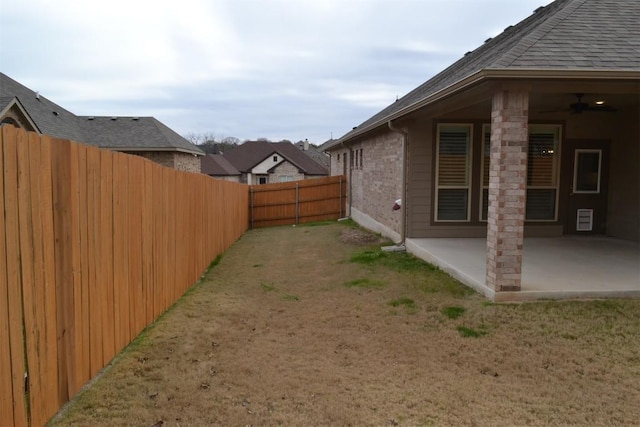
[
  {"left": 273, "top": 155, "right": 278, "bottom": 162},
  {"left": 258, "top": 176, "right": 267, "bottom": 184},
  {"left": 436, "top": 124, "right": 472, "bottom": 221},
  {"left": 359, "top": 148, "right": 363, "bottom": 169},
  {"left": 354, "top": 150, "right": 358, "bottom": 169},
  {"left": 526, "top": 126, "right": 560, "bottom": 220},
  {"left": 481, "top": 124, "right": 560, "bottom": 221},
  {"left": 1, "top": 117, "right": 19, "bottom": 127},
  {"left": 574, "top": 150, "right": 601, "bottom": 193},
  {"left": 480, "top": 126, "right": 491, "bottom": 221},
  {"left": 278, "top": 175, "right": 294, "bottom": 182}
]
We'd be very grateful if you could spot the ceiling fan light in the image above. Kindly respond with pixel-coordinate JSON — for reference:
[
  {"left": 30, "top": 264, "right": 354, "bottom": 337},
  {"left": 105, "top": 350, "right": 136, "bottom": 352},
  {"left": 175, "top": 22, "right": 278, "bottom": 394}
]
[{"left": 595, "top": 100, "right": 605, "bottom": 105}]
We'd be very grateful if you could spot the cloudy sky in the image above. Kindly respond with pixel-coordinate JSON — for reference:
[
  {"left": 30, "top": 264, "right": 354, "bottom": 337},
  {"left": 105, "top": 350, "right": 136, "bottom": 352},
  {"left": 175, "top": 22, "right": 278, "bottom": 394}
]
[{"left": 1, "top": 0, "right": 552, "bottom": 144}]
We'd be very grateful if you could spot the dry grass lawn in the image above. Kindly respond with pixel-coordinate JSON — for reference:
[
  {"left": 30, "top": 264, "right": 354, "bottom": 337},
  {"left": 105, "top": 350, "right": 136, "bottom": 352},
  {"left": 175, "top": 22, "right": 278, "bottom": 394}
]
[{"left": 48, "top": 222, "right": 640, "bottom": 426}]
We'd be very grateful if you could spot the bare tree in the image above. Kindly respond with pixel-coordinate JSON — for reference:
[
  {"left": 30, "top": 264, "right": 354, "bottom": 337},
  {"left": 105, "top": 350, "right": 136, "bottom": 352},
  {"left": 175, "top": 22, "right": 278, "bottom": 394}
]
[{"left": 184, "top": 132, "right": 240, "bottom": 154}]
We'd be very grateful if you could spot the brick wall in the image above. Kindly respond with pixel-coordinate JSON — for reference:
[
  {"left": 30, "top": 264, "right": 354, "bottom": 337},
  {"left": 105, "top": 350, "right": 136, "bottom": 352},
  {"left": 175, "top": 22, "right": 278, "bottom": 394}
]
[
  {"left": 330, "top": 131, "right": 403, "bottom": 237},
  {"left": 486, "top": 89, "right": 529, "bottom": 291}
]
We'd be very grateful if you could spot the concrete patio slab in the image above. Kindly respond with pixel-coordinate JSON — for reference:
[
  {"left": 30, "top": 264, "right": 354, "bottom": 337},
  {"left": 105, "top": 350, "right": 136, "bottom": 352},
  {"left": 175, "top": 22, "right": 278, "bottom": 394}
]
[{"left": 406, "top": 236, "right": 640, "bottom": 302}]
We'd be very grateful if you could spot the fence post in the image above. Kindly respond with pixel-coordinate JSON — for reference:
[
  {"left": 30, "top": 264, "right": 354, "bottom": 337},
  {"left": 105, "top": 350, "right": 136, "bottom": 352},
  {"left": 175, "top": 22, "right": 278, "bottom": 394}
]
[
  {"left": 339, "top": 176, "right": 343, "bottom": 218},
  {"left": 250, "top": 186, "right": 254, "bottom": 229},
  {"left": 295, "top": 182, "right": 299, "bottom": 225}
]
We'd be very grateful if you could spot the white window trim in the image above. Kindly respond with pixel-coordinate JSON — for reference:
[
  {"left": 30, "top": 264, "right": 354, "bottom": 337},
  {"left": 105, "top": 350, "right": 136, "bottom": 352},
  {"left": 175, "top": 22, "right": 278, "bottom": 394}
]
[{"left": 435, "top": 123, "right": 473, "bottom": 222}]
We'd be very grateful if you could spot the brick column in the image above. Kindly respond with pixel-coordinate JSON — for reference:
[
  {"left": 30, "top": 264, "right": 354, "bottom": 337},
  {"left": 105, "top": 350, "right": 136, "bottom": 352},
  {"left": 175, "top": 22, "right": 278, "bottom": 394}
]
[{"left": 486, "top": 88, "right": 529, "bottom": 292}]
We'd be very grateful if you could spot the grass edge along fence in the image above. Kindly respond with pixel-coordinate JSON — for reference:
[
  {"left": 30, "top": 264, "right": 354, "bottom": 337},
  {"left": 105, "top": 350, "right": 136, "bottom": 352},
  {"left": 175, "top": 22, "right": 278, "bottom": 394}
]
[
  {"left": 249, "top": 175, "right": 347, "bottom": 228},
  {"left": 0, "top": 126, "right": 249, "bottom": 427}
]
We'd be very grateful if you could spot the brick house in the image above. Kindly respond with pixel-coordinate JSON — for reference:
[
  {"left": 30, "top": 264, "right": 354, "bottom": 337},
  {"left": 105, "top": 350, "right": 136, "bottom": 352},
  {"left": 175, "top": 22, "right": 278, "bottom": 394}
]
[
  {"left": 210, "top": 140, "right": 328, "bottom": 184},
  {"left": 324, "top": 0, "right": 639, "bottom": 298},
  {"left": 0, "top": 73, "right": 204, "bottom": 172}
]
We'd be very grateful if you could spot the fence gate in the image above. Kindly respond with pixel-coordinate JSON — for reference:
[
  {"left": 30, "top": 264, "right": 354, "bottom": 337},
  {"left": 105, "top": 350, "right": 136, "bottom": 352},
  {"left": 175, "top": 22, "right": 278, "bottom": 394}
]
[{"left": 249, "top": 175, "right": 346, "bottom": 228}]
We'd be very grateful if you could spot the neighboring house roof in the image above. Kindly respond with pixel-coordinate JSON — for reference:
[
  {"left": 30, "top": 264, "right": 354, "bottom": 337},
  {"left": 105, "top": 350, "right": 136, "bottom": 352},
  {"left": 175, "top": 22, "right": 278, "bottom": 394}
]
[
  {"left": 0, "top": 72, "right": 204, "bottom": 156},
  {"left": 317, "top": 138, "right": 336, "bottom": 151},
  {"left": 80, "top": 116, "right": 203, "bottom": 154},
  {"left": 295, "top": 141, "right": 330, "bottom": 170},
  {"left": 222, "top": 140, "right": 328, "bottom": 175},
  {"left": 201, "top": 153, "right": 241, "bottom": 176},
  {"left": 327, "top": 0, "right": 640, "bottom": 149}
]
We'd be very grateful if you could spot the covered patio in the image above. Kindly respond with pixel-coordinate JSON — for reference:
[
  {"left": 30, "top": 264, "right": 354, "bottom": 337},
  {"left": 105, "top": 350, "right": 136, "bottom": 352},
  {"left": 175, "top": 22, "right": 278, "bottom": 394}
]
[{"left": 406, "top": 236, "right": 640, "bottom": 302}]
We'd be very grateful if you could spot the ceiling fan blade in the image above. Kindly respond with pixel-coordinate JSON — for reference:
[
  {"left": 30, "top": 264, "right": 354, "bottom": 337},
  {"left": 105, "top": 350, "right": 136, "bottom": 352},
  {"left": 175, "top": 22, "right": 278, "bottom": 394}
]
[{"left": 587, "top": 105, "right": 617, "bottom": 112}]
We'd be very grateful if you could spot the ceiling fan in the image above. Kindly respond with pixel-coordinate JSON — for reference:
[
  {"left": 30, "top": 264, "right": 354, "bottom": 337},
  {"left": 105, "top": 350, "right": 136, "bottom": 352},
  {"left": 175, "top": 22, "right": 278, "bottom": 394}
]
[{"left": 541, "top": 93, "right": 617, "bottom": 114}]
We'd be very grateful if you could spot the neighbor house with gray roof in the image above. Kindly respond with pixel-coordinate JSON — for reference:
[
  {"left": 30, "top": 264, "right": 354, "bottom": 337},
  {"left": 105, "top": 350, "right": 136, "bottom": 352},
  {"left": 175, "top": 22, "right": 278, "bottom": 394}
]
[
  {"left": 0, "top": 73, "right": 204, "bottom": 172},
  {"left": 324, "top": 0, "right": 639, "bottom": 300},
  {"left": 212, "top": 140, "right": 328, "bottom": 184},
  {"left": 201, "top": 153, "right": 242, "bottom": 182}
]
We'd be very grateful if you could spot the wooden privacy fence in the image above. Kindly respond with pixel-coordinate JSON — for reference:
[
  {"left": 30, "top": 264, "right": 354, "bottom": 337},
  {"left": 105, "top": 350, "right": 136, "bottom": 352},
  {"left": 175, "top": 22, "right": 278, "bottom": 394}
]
[
  {"left": 0, "top": 126, "right": 249, "bottom": 427},
  {"left": 249, "top": 175, "right": 347, "bottom": 228}
]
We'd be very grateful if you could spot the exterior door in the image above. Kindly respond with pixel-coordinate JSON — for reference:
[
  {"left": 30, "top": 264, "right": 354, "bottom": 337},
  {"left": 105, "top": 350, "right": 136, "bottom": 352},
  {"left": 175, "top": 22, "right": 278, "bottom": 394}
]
[{"left": 564, "top": 140, "right": 609, "bottom": 234}]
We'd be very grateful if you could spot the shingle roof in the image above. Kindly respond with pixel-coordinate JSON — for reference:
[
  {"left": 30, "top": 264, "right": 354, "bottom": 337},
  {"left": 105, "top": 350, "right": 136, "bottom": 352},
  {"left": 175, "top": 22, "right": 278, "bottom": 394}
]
[
  {"left": 0, "top": 73, "right": 203, "bottom": 155},
  {"left": 80, "top": 116, "right": 203, "bottom": 154},
  {"left": 201, "top": 153, "right": 241, "bottom": 176},
  {"left": 0, "top": 73, "right": 85, "bottom": 141},
  {"left": 222, "top": 141, "right": 328, "bottom": 175},
  {"left": 331, "top": 0, "right": 640, "bottom": 147},
  {"left": 295, "top": 141, "right": 330, "bottom": 169}
]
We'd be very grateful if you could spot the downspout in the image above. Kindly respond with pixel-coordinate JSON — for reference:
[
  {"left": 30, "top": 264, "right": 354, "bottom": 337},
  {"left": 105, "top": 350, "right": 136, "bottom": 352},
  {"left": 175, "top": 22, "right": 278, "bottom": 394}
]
[
  {"left": 388, "top": 120, "right": 408, "bottom": 246},
  {"left": 341, "top": 141, "right": 352, "bottom": 218},
  {"left": 348, "top": 146, "right": 353, "bottom": 218}
]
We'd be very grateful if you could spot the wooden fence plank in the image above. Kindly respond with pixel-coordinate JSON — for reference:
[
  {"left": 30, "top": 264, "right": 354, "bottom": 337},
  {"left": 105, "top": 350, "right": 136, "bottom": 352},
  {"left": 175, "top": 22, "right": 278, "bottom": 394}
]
[
  {"left": 39, "top": 135, "right": 61, "bottom": 421},
  {"left": 77, "top": 144, "right": 92, "bottom": 393},
  {"left": 25, "top": 131, "right": 51, "bottom": 427},
  {"left": 112, "top": 153, "right": 130, "bottom": 350},
  {"left": 128, "top": 157, "right": 143, "bottom": 339},
  {"left": 2, "top": 127, "right": 29, "bottom": 427},
  {"left": 22, "top": 131, "right": 39, "bottom": 426},
  {"left": 68, "top": 142, "right": 84, "bottom": 397},
  {"left": 142, "top": 160, "right": 154, "bottom": 326},
  {"left": 17, "top": 129, "right": 41, "bottom": 426},
  {"left": 151, "top": 164, "right": 163, "bottom": 319},
  {"left": 52, "top": 137, "right": 72, "bottom": 405},
  {"left": 86, "top": 145, "right": 103, "bottom": 378},
  {"left": 0, "top": 126, "right": 16, "bottom": 427},
  {"left": 99, "top": 149, "right": 115, "bottom": 365},
  {"left": 166, "top": 169, "right": 176, "bottom": 308}
]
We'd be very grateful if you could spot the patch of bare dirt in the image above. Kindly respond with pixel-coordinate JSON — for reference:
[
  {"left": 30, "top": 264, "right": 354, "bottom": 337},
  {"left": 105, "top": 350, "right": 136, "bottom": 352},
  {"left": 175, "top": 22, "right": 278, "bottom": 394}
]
[
  {"left": 49, "top": 223, "right": 640, "bottom": 427},
  {"left": 338, "top": 226, "right": 388, "bottom": 245}
]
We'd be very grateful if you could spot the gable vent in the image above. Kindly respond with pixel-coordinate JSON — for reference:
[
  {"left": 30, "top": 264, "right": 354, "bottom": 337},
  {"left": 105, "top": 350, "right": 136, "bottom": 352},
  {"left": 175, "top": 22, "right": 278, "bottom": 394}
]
[{"left": 576, "top": 209, "right": 593, "bottom": 231}]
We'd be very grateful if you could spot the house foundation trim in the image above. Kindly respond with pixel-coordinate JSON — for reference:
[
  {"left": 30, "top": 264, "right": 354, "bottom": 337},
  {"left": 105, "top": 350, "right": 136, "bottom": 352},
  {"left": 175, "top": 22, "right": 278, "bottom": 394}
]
[{"left": 351, "top": 207, "right": 401, "bottom": 244}]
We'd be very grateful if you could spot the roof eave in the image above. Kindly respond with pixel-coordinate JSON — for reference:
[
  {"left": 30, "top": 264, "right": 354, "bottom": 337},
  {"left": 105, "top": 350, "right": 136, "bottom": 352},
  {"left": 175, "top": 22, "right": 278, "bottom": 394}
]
[
  {"left": 1, "top": 97, "right": 42, "bottom": 134},
  {"left": 327, "top": 68, "right": 640, "bottom": 149}
]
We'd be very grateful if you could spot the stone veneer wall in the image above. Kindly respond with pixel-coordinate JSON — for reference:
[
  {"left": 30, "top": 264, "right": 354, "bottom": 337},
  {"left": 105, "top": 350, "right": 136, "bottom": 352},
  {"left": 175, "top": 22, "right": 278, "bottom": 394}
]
[
  {"left": 174, "top": 152, "right": 201, "bottom": 173},
  {"left": 270, "top": 161, "right": 305, "bottom": 183},
  {"left": 128, "top": 151, "right": 201, "bottom": 173}
]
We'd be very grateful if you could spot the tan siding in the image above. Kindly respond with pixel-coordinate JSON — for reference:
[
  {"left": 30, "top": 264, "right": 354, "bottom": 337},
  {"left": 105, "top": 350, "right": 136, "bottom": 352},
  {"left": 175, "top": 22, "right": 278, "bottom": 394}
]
[{"left": 407, "top": 121, "right": 433, "bottom": 237}]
